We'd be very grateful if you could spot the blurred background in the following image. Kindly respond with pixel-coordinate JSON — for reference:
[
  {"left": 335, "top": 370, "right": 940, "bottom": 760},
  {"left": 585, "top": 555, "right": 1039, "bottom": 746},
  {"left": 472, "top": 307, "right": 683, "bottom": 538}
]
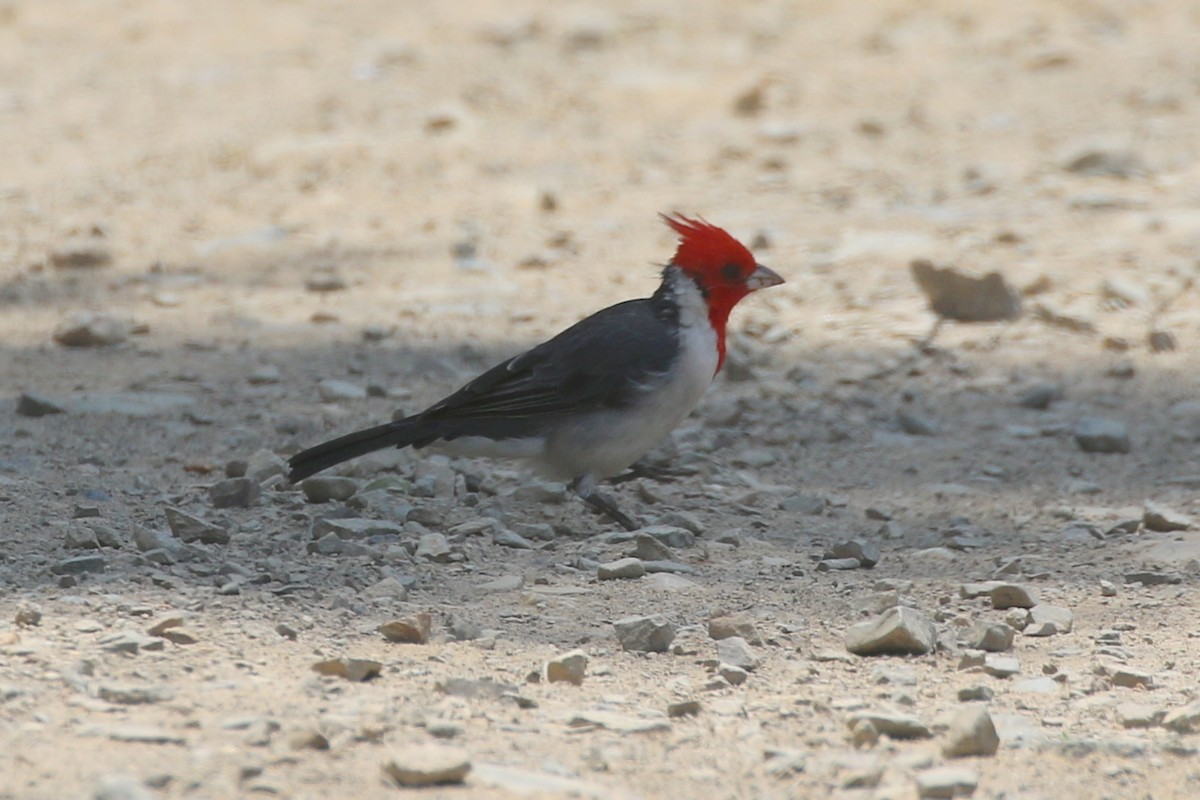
[{"left": 3, "top": 0, "right": 1199, "bottom": 354}]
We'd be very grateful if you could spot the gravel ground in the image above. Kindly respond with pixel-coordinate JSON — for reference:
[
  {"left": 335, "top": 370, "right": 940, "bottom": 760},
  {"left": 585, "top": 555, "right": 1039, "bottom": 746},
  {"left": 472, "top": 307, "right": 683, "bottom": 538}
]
[{"left": 2, "top": 1, "right": 1200, "bottom": 798}]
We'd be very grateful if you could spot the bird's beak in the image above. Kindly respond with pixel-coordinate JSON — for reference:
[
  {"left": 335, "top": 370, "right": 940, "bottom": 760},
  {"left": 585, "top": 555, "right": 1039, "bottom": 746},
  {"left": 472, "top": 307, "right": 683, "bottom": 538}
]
[{"left": 746, "top": 263, "right": 784, "bottom": 291}]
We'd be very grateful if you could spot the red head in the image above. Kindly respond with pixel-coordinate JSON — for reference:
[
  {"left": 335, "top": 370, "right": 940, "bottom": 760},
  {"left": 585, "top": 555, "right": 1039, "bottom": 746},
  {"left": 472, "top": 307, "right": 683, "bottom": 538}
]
[{"left": 662, "top": 213, "right": 783, "bottom": 370}]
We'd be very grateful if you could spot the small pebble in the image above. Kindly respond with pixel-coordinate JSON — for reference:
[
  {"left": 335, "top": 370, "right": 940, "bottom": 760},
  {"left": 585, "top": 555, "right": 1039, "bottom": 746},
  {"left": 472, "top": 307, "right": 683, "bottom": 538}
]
[
  {"left": 545, "top": 649, "right": 588, "bottom": 685},
  {"left": 613, "top": 614, "right": 675, "bottom": 653},
  {"left": 915, "top": 766, "right": 979, "bottom": 799},
  {"left": 1073, "top": 417, "right": 1130, "bottom": 454},
  {"left": 300, "top": 476, "right": 358, "bottom": 503},
  {"left": 597, "top": 557, "right": 646, "bottom": 580},
  {"left": 990, "top": 583, "right": 1038, "bottom": 610},
  {"left": 716, "top": 636, "right": 759, "bottom": 671},
  {"left": 208, "top": 478, "right": 260, "bottom": 509},
  {"left": 382, "top": 745, "right": 471, "bottom": 787},
  {"left": 942, "top": 707, "right": 999, "bottom": 758},
  {"left": 379, "top": 613, "right": 432, "bottom": 644},
  {"left": 845, "top": 607, "right": 938, "bottom": 656}
]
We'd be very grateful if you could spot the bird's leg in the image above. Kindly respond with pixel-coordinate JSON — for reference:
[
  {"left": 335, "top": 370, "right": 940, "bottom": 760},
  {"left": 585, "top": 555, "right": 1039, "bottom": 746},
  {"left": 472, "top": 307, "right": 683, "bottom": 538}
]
[
  {"left": 570, "top": 475, "right": 639, "bottom": 531},
  {"left": 608, "top": 458, "right": 696, "bottom": 485}
]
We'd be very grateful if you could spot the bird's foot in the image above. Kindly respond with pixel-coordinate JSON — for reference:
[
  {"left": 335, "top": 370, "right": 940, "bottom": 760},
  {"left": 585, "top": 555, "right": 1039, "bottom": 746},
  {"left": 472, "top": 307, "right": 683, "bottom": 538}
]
[
  {"left": 608, "top": 459, "right": 696, "bottom": 485},
  {"left": 570, "top": 475, "right": 639, "bottom": 530},
  {"left": 580, "top": 489, "right": 639, "bottom": 531}
]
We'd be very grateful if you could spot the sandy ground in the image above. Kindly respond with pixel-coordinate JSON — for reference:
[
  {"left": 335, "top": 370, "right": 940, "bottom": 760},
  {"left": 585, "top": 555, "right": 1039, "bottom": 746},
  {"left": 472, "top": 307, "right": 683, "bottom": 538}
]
[{"left": 3, "top": 1, "right": 1200, "bottom": 798}]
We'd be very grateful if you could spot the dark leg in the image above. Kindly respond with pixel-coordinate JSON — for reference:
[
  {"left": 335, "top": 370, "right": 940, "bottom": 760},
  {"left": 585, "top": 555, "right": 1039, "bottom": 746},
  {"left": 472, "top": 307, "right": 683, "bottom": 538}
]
[{"left": 570, "top": 475, "right": 639, "bottom": 531}]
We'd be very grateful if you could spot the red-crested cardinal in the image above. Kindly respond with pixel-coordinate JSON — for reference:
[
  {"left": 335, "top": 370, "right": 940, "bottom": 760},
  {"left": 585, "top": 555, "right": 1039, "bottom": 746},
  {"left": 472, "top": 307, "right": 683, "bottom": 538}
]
[{"left": 287, "top": 214, "right": 783, "bottom": 529}]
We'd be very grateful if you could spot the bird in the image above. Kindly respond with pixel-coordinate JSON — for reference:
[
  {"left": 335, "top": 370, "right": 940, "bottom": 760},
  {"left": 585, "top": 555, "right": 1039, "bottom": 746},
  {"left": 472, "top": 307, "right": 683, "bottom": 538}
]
[{"left": 287, "top": 214, "right": 783, "bottom": 529}]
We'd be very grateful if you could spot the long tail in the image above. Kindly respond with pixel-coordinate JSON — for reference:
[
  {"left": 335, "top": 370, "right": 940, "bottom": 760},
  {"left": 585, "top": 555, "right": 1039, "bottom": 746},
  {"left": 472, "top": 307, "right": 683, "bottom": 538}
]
[{"left": 287, "top": 419, "right": 426, "bottom": 482}]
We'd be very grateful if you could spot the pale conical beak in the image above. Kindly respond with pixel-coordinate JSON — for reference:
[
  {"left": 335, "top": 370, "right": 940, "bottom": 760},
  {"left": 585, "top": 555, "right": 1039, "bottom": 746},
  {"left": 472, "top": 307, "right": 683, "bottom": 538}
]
[{"left": 746, "top": 263, "right": 784, "bottom": 291}]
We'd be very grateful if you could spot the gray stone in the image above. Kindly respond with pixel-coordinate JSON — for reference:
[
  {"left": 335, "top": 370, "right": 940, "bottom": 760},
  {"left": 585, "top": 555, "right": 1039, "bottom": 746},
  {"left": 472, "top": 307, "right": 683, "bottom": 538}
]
[
  {"left": 416, "top": 533, "right": 453, "bottom": 562},
  {"left": 378, "top": 613, "right": 432, "bottom": 643},
  {"left": 64, "top": 525, "right": 101, "bottom": 550},
  {"left": 1110, "top": 668, "right": 1154, "bottom": 689},
  {"left": 244, "top": 449, "right": 288, "bottom": 483},
  {"left": 1013, "top": 677, "right": 1058, "bottom": 693},
  {"left": 300, "top": 476, "right": 358, "bottom": 503},
  {"left": 99, "top": 631, "right": 163, "bottom": 654},
  {"left": 1004, "top": 608, "right": 1030, "bottom": 631},
  {"left": 719, "top": 664, "right": 749, "bottom": 685},
  {"left": 1074, "top": 417, "right": 1130, "bottom": 453},
  {"left": 654, "top": 510, "right": 704, "bottom": 535},
  {"left": 957, "top": 686, "right": 994, "bottom": 702},
  {"left": 1017, "top": 383, "right": 1062, "bottom": 410},
  {"left": 1124, "top": 570, "right": 1179, "bottom": 586},
  {"left": 96, "top": 684, "right": 175, "bottom": 705},
  {"left": 361, "top": 576, "right": 409, "bottom": 602},
  {"left": 247, "top": 365, "right": 282, "bottom": 385},
  {"left": 382, "top": 745, "right": 471, "bottom": 786},
  {"left": 963, "top": 622, "right": 1013, "bottom": 652},
  {"left": 1024, "top": 604, "right": 1073, "bottom": 636},
  {"left": 827, "top": 539, "right": 881, "bottom": 568},
  {"left": 511, "top": 522, "right": 556, "bottom": 541},
  {"left": 613, "top": 614, "right": 675, "bottom": 653},
  {"left": 982, "top": 654, "right": 1020, "bottom": 678},
  {"left": 817, "top": 558, "right": 862, "bottom": 571},
  {"left": 990, "top": 583, "right": 1038, "bottom": 610},
  {"left": 633, "top": 533, "right": 676, "bottom": 561},
  {"left": 846, "top": 711, "right": 932, "bottom": 740},
  {"left": 425, "top": 719, "right": 464, "bottom": 739},
  {"left": 1142, "top": 502, "right": 1192, "bottom": 532},
  {"left": 208, "top": 478, "right": 260, "bottom": 508},
  {"left": 915, "top": 766, "right": 979, "bottom": 799},
  {"left": 942, "top": 707, "right": 999, "bottom": 757},
  {"left": 668, "top": 700, "right": 701, "bottom": 718},
  {"left": 93, "top": 774, "right": 153, "bottom": 800},
  {"left": 51, "top": 555, "right": 106, "bottom": 575},
  {"left": 312, "top": 658, "right": 383, "bottom": 682},
  {"left": 780, "top": 493, "right": 827, "bottom": 515},
  {"left": 1061, "top": 145, "right": 1147, "bottom": 178},
  {"left": 637, "top": 525, "right": 695, "bottom": 549},
  {"left": 641, "top": 560, "right": 697, "bottom": 574},
  {"left": 53, "top": 312, "right": 129, "bottom": 347},
  {"left": 476, "top": 575, "right": 523, "bottom": 593},
  {"left": 305, "top": 269, "right": 346, "bottom": 293},
  {"left": 317, "top": 379, "right": 367, "bottom": 401},
  {"left": 716, "top": 636, "right": 759, "bottom": 671},
  {"left": 708, "top": 614, "right": 763, "bottom": 645},
  {"left": 897, "top": 409, "right": 940, "bottom": 436},
  {"left": 597, "top": 557, "right": 645, "bottom": 580},
  {"left": 545, "top": 649, "right": 588, "bottom": 685},
  {"left": 16, "top": 391, "right": 66, "bottom": 417},
  {"left": 565, "top": 710, "right": 671, "bottom": 734},
  {"left": 313, "top": 517, "right": 404, "bottom": 540},
  {"left": 959, "top": 581, "right": 1003, "bottom": 599},
  {"left": 845, "top": 607, "right": 938, "bottom": 656},
  {"left": 492, "top": 528, "right": 536, "bottom": 549},
  {"left": 1162, "top": 701, "right": 1200, "bottom": 733},
  {"left": 1116, "top": 703, "right": 1165, "bottom": 728},
  {"left": 49, "top": 238, "right": 112, "bottom": 270},
  {"left": 164, "top": 507, "right": 230, "bottom": 544}
]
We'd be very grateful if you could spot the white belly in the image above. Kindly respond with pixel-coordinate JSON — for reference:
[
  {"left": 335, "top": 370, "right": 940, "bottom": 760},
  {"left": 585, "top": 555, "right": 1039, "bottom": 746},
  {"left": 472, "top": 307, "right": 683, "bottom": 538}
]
[{"left": 539, "top": 317, "right": 718, "bottom": 480}]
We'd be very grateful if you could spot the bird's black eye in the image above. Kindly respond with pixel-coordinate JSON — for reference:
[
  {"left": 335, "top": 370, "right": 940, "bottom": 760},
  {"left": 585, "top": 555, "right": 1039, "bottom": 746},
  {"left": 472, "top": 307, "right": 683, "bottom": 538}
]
[{"left": 722, "top": 263, "right": 743, "bottom": 282}]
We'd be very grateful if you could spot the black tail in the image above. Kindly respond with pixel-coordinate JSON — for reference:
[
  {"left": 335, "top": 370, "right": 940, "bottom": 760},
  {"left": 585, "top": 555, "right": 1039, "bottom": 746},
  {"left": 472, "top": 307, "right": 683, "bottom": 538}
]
[{"left": 287, "top": 419, "right": 425, "bottom": 482}]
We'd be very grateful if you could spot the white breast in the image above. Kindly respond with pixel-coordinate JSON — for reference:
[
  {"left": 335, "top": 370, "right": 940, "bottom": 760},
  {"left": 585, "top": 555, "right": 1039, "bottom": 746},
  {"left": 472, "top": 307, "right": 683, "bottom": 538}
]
[{"left": 539, "top": 277, "right": 718, "bottom": 480}]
